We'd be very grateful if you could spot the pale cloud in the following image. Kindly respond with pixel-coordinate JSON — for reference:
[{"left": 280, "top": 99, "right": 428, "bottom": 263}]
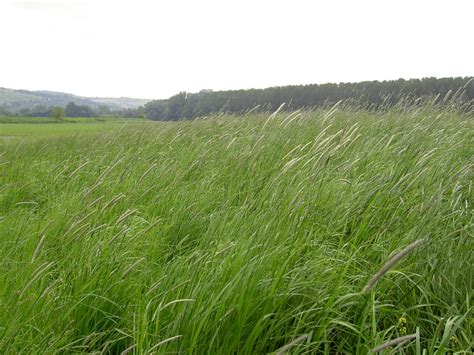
[
  {"left": 0, "top": 0, "right": 473, "bottom": 99},
  {"left": 11, "top": 0, "right": 85, "bottom": 14}
]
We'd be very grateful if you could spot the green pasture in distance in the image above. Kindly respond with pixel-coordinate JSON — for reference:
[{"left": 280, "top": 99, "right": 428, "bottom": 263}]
[{"left": 0, "top": 116, "right": 149, "bottom": 139}]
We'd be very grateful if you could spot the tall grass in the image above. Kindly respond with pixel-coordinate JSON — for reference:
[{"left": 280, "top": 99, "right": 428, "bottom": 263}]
[{"left": 0, "top": 104, "right": 472, "bottom": 353}]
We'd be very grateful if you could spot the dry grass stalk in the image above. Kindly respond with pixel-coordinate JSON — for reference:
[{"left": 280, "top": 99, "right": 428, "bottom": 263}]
[
  {"left": 372, "top": 333, "right": 417, "bottom": 353},
  {"left": 161, "top": 299, "right": 195, "bottom": 309},
  {"left": 363, "top": 239, "right": 424, "bottom": 293},
  {"left": 148, "top": 335, "right": 182, "bottom": 352},
  {"left": 275, "top": 334, "right": 310, "bottom": 355},
  {"left": 31, "top": 234, "right": 46, "bottom": 263}
]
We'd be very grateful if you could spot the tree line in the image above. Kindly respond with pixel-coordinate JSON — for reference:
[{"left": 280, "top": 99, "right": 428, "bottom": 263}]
[
  {"left": 0, "top": 101, "right": 144, "bottom": 118},
  {"left": 144, "top": 77, "right": 473, "bottom": 121}
]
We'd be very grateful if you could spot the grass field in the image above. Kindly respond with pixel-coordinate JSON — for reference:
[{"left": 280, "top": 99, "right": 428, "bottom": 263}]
[
  {"left": 0, "top": 116, "right": 146, "bottom": 139},
  {"left": 0, "top": 107, "right": 472, "bottom": 353}
]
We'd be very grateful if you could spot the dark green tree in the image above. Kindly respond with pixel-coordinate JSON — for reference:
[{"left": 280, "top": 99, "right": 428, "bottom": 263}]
[
  {"left": 65, "top": 102, "right": 95, "bottom": 117},
  {"left": 51, "top": 106, "right": 65, "bottom": 120}
]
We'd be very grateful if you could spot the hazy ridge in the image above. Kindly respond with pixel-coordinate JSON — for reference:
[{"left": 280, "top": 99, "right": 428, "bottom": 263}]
[{"left": 0, "top": 87, "right": 150, "bottom": 112}]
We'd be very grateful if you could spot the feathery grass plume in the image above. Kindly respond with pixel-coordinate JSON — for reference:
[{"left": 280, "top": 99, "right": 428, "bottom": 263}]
[
  {"left": 161, "top": 299, "right": 195, "bottom": 309},
  {"left": 68, "top": 160, "right": 90, "bottom": 178},
  {"left": 116, "top": 208, "right": 138, "bottom": 224},
  {"left": 262, "top": 103, "right": 285, "bottom": 129},
  {"left": 322, "top": 99, "right": 344, "bottom": 124},
  {"left": 121, "top": 257, "right": 145, "bottom": 278},
  {"left": 100, "top": 193, "right": 126, "bottom": 213},
  {"left": 363, "top": 239, "right": 424, "bottom": 293},
  {"left": 31, "top": 234, "right": 46, "bottom": 263},
  {"left": 245, "top": 104, "right": 261, "bottom": 115},
  {"left": 372, "top": 333, "right": 417, "bottom": 353},
  {"left": 148, "top": 335, "right": 182, "bottom": 352},
  {"left": 120, "top": 344, "right": 136, "bottom": 355},
  {"left": 19, "top": 262, "right": 55, "bottom": 298},
  {"left": 274, "top": 334, "right": 310, "bottom": 355},
  {"left": 279, "top": 109, "right": 302, "bottom": 127}
]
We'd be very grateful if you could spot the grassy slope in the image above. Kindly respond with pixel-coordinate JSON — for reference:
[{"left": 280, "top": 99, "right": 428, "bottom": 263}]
[
  {"left": 0, "top": 117, "right": 146, "bottom": 138},
  {"left": 0, "top": 88, "right": 40, "bottom": 105},
  {"left": 0, "top": 108, "right": 472, "bottom": 353}
]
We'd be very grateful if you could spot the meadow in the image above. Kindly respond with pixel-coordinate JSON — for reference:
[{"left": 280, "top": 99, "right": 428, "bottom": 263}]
[
  {"left": 0, "top": 107, "right": 472, "bottom": 353},
  {"left": 0, "top": 116, "right": 146, "bottom": 138}
]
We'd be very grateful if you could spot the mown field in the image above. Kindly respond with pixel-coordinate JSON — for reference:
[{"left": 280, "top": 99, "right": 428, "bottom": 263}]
[{"left": 0, "top": 107, "right": 472, "bottom": 353}]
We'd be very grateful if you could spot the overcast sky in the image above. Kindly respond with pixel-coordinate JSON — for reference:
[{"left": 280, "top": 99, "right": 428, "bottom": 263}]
[{"left": 0, "top": 0, "right": 473, "bottom": 99}]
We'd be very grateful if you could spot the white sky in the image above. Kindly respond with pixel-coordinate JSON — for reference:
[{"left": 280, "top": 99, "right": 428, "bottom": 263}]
[{"left": 0, "top": 0, "right": 473, "bottom": 99}]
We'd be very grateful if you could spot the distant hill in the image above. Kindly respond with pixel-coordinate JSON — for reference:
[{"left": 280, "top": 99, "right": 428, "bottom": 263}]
[
  {"left": 0, "top": 87, "right": 151, "bottom": 113},
  {"left": 87, "top": 96, "right": 151, "bottom": 109}
]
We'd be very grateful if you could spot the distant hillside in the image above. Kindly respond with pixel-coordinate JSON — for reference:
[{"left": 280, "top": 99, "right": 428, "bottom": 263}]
[
  {"left": 87, "top": 97, "right": 151, "bottom": 109},
  {"left": 0, "top": 87, "right": 151, "bottom": 113}
]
